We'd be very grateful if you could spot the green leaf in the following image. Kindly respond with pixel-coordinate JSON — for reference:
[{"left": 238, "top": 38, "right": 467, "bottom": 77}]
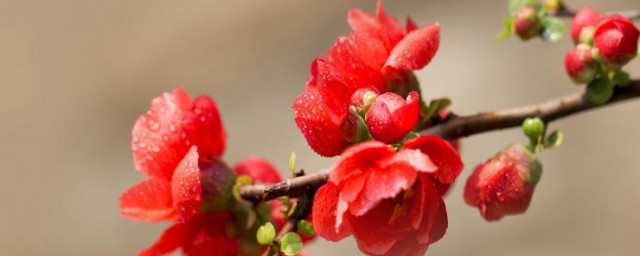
[
  {"left": 586, "top": 78, "right": 614, "bottom": 105},
  {"left": 544, "top": 130, "right": 564, "bottom": 149},
  {"left": 296, "top": 220, "right": 316, "bottom": 237},
  {"left": 288, "top": 151, "right": 296, "bottom": 173},
  {"left": 232, "top": 175, "right": 253, "bottom": 201},
  {"left": 540, "top": 17, "right": 565, "bottom": 42},
  {"left": 496, "top": 17, "right": 514, "bottom": 41},
  {"left": 280, "top": 232, "right": 303, "bottom": 256},
  {"left": 509, "top": 0, "right": 535, "bottom": 16},
  {"left": 423, "top": 98, "right": 451, "bottom": 121},
  {"left": 608, "top": 69, "right": 630, "bottom": 87},
  {"left": 256, "top": 222, "right": 276, "bottom": 245}
]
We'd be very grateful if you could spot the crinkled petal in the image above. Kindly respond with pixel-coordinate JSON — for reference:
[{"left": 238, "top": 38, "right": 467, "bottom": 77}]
[
  {"left": 415, "top": 176, "right": 447, "bottom": 245},
  {"left": 347, "top": 0, "right": 404, "bottom": 51},
  {"left": 171, "top": 147, "right": 202, "bottom": 222},
  {"left": 329, "top": 141, "right": 394, "bottom": 185},
  {"left": 349, "top": 163, "right": 417, "bottom": 216},
  {"left": 183, "top": 95, "right": 226, "bottom": 161},
  {"left": 384, "top": 24, "right": 440, "bottom": 72},
  {"left": 234, "top": 157, "right": 283, "bottom": 184},
  {"left": 404, "top": 135, "right": 463, "bottom": 184},
  {"left": 120, "top": 178, "right": 175, "bottom": 222},
  {"left": 348, "top": 199, "right": 408, "bottom": 256},
  {"left": 405, "top": 17, "right": 418, "bottom": 33},
  {"left": 312, "top": 183, "right": 352, "bottom": 242}
]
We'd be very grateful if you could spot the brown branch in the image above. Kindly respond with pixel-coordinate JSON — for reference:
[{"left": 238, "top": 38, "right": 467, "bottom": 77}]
[
  {"left": 556, "top": 5, "right": 640, "bottom": 20},
  {"left": 239, "top": 80, "right": 640, "bottom": 203}
]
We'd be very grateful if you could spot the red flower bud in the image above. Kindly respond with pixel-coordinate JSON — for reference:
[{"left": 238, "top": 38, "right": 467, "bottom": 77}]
[
  {"left": 594, "top": 14, "right": 640, "bottom": 67},
  {"left": 365, "top": 91, "right": 419, "bottom": 144},
  {"left": 513, "top": 7, "right": 541, "bottom": 40},
  {"left": 464, "top": 144, "right": 542, "bottom": 221},
  {"left": 564, "top": 44, "right": 597, "bottom": 84},
  {"left": 570, "top": 6, "right": 604, "bottom": 44}
]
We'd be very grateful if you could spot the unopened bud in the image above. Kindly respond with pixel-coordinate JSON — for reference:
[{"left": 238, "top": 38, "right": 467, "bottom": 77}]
[
  {"left": 564, "top": 44, "right": 597, "bottom": 84},
  {"left": 464, "top": 144, "right": 542, "bottom": 221},
  {"left": 513, "top": 7, "right": 541, "bottom": 40},
  {"left": 200, "top": 159, "right": 237, "bottom": 212}
]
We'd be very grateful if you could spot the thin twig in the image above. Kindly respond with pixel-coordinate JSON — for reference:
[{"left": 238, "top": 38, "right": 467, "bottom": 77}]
[{"left": 239, "top": 80, "right": 640, "bottom": 203}]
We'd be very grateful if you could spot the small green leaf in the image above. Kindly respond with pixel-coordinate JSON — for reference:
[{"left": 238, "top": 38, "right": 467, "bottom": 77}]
[
  {"left": 286, "top": 202, "right": 297, "bottom": 217},
  {"left": 540, "top": 17, "right": 565, "bottom": 42},
  {"left": 280, "top": 232, "right": 303, "bottom": 256},
  {"left": 288, "top": 151, "right": 296, "bottom": 173},
  {"left": 232, "top": 175, "right": 253, "bottom": 201},
  {"left": 257, "top": 222, "right": 276, "bottom": 245},
  {"left": 296, "top": 220, "right": 316, "bottom": 237},
  {"left": 544, "top": 130, "right": 564, "bottom": 149},
  {"left": 509, "top": 0, "right": 535, "bottom": 16},
  {"left": 496, "top": 17, "right": 514, "bottom": 41},
  {"left": 423, "top": 98, "right": 451, "bottom": 121},
  {"left": 586, "top": 78, "right": 614, "bottom": 105},
  {"left": 608, "top": 69, "right": 630, "bottom": 87}
]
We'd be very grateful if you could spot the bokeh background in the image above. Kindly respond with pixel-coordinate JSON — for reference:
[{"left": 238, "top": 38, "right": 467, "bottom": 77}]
[{"left": 1, "top": 0, "right": 639, "bottom": 255}]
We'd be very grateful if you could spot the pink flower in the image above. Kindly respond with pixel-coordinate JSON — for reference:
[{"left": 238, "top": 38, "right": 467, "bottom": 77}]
[
  {"left": 464, "top": 144, "right": 542, "bottom": 221},
  {"left": 312, "top": 136, "right": 462, "bottom": 255},
  {"left": 570, "top": 6, "right": 604, "bottom": 44},
  {"left": 293, "top": 0, "right": 440, "bottom": 156},
  {"left": 594, "top": 14, "right": 640, "bottom": 67}
]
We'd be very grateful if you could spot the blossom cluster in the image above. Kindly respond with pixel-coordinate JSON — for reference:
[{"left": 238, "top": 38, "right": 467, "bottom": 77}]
[
  {"left": 120, "top": 88, "right": 312, "bottom": 255},
  {"left": 564, "top": 6, "right": 639, "bottom": 104}
]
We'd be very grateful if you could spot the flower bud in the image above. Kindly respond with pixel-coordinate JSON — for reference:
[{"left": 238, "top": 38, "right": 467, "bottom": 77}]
[
  {"left": 570, "top": 6, "right": 604, "bottom": 44},
  {"left": 350, "top": 88, "right": 379, "bottom": 113},
  {"left": 365, "top": 91, "right": 419, "bottom": 144},
  {"left": 594, "top": 14, "right": 640, "bottom": 67},
  {"left": 199, "top": 159, "right": 237, "bottom": 212},
  {"left": 464, "top": 144, "right": 542, "bottom": 221},
  {"left": 543, "top": 0, "right": 562, "bottom": 13},
  {"left": 564, "top": 44, "right": 597, "bottom": 84},
  {"left": 513, "top": 7, "right": 541, "bottom": 40}
]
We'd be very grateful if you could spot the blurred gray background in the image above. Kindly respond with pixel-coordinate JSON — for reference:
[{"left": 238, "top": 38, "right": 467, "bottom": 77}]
[{"left": 1, "top": 0, "right": 639, "bottom": 255}]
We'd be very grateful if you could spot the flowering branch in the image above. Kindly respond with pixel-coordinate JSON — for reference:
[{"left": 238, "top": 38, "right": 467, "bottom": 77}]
[{"left": 238, "top": 79, "right": 640, "bottom": 202}]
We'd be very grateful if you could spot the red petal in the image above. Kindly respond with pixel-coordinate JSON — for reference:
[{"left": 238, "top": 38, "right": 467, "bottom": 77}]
[
  {"left": 327, "top": 33, "right": 387, "bottom": 92},
  {"left": 404, "top": 135, "right": 463, "bottom": 184},
  {"left": 172, "top": 147, "right": 203, "bottom": 222},
  {"left": 233, "top": 157, "right": 283, "bottom": 184},
  {"left": 138, "top": 221, "right": 195, "bottom": 256},
  {"left": 570, "top": 5, "right": 604, "bottom": 43},
  {"left": 347, "top": 199, "right": 408, "bottom": 255},
  {"left": 405, "top": 17, "right": 418, "bottom": 33},
  {"left": 383, "top": 233, "right": 429, "bottom": 256},
  {"left": 329, "top": 141, "right": 394, "bottom": 186},
  {"left": 384, "top": 23, "right": 440, "bottom": 72},
  {"left": 293, "top": 89, "right": 350, "bottom": 157},
  {"left": 183, "top": 227, "right": 237, "bottom": 256},
  {"left": 349, "top": 163, "right": 417, "bottom": 216},
  {"left": 384, "top": 148, "right": 437, "bottom": 173},
  {"left": 347, "top": 0, "right": 404, "bottom": 51},
  {"left": 131, "top": 88, "right": 226, "bottom": 180},
  {"left": 415, "top": 176, "right": 447, "bottom": 244},
  {"left": 120, "top": 178, "right": 175, "bottom": 222},
  {"left": 132, "top": 88, "right": 193, "bottom": 179},
  {"left": 312, "top": 183, "right": 352, "bottom": 242}
]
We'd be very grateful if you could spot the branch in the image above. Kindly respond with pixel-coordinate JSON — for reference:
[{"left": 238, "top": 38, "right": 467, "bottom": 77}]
[
  {"left": 556, "top": 5, "right": 640, "bottom": 20},
  {"left": 239, "top": 79, "right": 640, "bottom": 203}
]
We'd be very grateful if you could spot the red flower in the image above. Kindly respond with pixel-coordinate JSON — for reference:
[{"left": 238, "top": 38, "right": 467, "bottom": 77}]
[
  {"left": 312, "top": 136, "right": 462, "bottom": 255},
  {"left": 464, "top": 144, "right": 542, "bottom": 221},
  {"left": 594, "top": 14, "right": 640, "bottom": 67},
  {"left": 234, "top": 157, "right": 283, "bottom": 184},
  {"left": 121, "top": 88, "right": 225, "bottom": 222},
  {"left": 293, "top": 0, "right": 440, "bottom": 156},
  {"left": 365, "top": 91, "right": 420, "bottom": 144},
  {"left": 570, "top": 6, "right": 604, "bottom": 44},
  {"left": 564, "top": 44, "right": 597, "bottom": 84}
]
